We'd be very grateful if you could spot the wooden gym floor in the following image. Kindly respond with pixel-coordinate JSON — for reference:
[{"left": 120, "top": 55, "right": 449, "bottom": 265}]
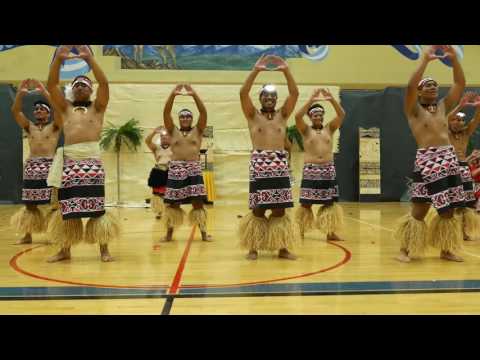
[{"left": 2, "top": 202, "right": 480, "bottom": 315}]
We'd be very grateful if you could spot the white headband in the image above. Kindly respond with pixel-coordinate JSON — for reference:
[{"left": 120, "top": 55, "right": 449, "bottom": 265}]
[
  {"left": 72, "top": 78, "right": 93, "bottom": 89},
  {"left": 35, "top": 103, "right": 51, "bottom": 113},
  {"left": 179, "top": 110, "right": 193, "bottom": 117},
  {"left": 418, "top": 77, "right": 437, "bottom": 90},
  {"left": 309, "top": 107, "right": 324, "bottom": 116},
  {"left": 456, "top": 112, "right": 466, "bottom": 119}
]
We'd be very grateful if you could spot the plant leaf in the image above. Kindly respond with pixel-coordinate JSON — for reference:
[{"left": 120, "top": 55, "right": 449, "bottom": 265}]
[{"left": 99, "top": 118, "right": 144, "bottom": 153}]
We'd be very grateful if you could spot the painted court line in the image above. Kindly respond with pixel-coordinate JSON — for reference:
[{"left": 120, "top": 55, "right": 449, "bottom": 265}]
[
  {"left": 4, "top": 278, "right": 480, "bottom": 300},
  {"left": 9, "top": 246, "right": 168, "bottom": 289},
  {"left": 344, "top": 215, "right": 395, "bottom": 233},
  {"left": 168, "top": 226, "right": 197, "bottom": 295}
]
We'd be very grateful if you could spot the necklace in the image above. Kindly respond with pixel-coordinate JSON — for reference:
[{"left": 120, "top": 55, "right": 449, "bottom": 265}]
[
  {"left": 261, "top": 109, "right": 276, "bottom": 120},
  {"left": 420, "top": 103, "right": 438, "bottom": 114},
  {"left": 451, "top": 129, "right": 463, "bottom": 140},
  {"left": 34, "top": 122, "right": 48, "bottom": 131},
  {"left": 180, "top": 127, "right": 192, "bottom": 137},
  {"left": 72, "top": 100, "right": 92, "bottom": 114},
  {"left": 73, "top": 106, "right": 88, "bottom": 114},
  {"left": 312, "top": 125, "right": 323, "bottom": 134}
]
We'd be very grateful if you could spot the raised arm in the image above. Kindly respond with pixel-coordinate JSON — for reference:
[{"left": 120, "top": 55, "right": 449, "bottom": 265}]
[
  {"left": 163, "top": 85, "right": 183, "bottom": 133},
  {"left": 269, "top": 56, "right": 299, "bottom": 119},
  {"left": 184, "top": 84, "right": 207, "bottom": 132},
  {"left": 47, "top": 46, "right": 71, "bottom": 113},
  {"left": 145, "top": 128, "right": 160, "bottom": 152},
  {"left": 10, "top": 79, "right": 31, "bottom": 131},
  {"left": 442, "top": 45, "right": 466, "bottom": 113},
  {"left": 322, "top": 89, "right": 346, "bottom": 132},
  {"left": 29, "top": 79, "right": 63, "bottom": 130},
  {"left": 447, "top": 93, "right": 469, "bottom": 123},
  {"left": 295, "top": 89, "right": 322, "bottom": 135},
  {"left": 240, "top": 55, "right": 268, "bottom": 120},
  {"left": 76, "top": 45, "right": 109, "bottom": 113},
  {"left": 404, "top": 46, "right": 440, "bottom": 116},
  {"left": 467, "top": 95, "right": 480, "bottom": 137}
]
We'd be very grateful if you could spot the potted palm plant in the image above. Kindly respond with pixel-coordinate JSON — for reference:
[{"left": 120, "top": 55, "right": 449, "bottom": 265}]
[
  {"left": 100, "top": 118, "right": 143, "bottom": 205},
  {"left": 287, "top": 125, "right": 304, "bottom": 151}
]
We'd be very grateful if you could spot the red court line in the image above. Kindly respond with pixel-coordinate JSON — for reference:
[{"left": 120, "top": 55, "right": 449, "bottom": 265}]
[
  {"left": 9, "top": 245, "right": 168, "bottom": 290},
  {"left": 9, "top": 237, "right": 351, "bottom": 291},
  {"left": 168, "top": 226, "right": 197, "bottom": 294},
  {"left": 180, "top": 241, "right": 352, "bottom": 289}
]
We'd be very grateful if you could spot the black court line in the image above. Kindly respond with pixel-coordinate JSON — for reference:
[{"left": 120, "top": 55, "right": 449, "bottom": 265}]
[
  {"left": 0, "top": 294, "right": 169, "bottom": 301},
  {"left": 2, "top": 287, "right": 480, "bottom": 303},
  {"left": 172, "top": 287, "right": 480, "bottom": 298},
  {"left": 161, "top": 296, "right": 175, "bottom": 315}
]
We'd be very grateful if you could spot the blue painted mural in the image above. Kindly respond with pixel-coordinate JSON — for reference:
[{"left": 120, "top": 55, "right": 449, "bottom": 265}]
[
  {"left": 0, "top": 45, "right": 465, "bottom": 74},
  {"left": 0, "top": 45, "right": 92, "bottom": 80},
  {"left": 101, "top": 45, "right": 464, "bottom": 70}
]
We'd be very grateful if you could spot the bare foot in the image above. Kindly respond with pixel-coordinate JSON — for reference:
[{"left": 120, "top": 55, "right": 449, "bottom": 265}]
[
  {"left": 15, "top": 233, "right": 32, "bottom": 245},
  {"left": 395, "top": 250, "right": 411, "bottom": 263},
  {"left": 246, "top": 250, "right": 258, "bottom": 260},
  {"left": 100, "top": 245, "right": 114, "bottom": 262},
  {"left": 327, "top": 233, "right": 344, "bottom": 241},
  {"left": 101, "top": 253, "right": 115, "bottom": 262},
  {"left": 160, "top": 228, "right": 173, "bottom": 242},
  {"left": 464, "top": 234, "right": 473, "bottom": 241},
  {"left": 201, "top": 232, "right": 213, "bottom": 242},
  {"left": 152, "top": 244, "right": 161, "bottom": 250},
  {"left": 47, "top": 250, "right": 71, "bottom": 263},
  {"left": 440, "top": 251, "right": 464, "bottom": 262},
  {"left": 278, "top": 249, "right": 297, "bottom": 260}
]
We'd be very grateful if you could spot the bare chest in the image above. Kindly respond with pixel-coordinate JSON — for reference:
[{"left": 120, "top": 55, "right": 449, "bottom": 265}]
[
  {"left": 155, "top": 147, "right": 173, "bottom": 158},
  {"left": 250, "top": 112, "right": 286, "bottom": 135},
  {"left": 28, "top": 124, "right": 57, "bottom": 143},
  {"left": 305, "top": 128, "right": 331, "bottom": 145},
  {"left": 171, "top": 130, "right": 201, "bottom": 147},
  {"left": 64, "top": 107, "right": 102, "bottom": 131},
  {"left": 411, "top": 104, "right": 447, "bottom": 129}
]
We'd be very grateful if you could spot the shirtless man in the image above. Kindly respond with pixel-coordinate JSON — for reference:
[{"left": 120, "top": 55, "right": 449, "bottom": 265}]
[
  {"left": 146, "top": 126, "right": 172, "bottom": 219},
  {"left": 467, "top": 150, "right": 480, "bottom": 212},
  {"left": 394, "top": 45, "right": 466, "bottom": 262},
  {"left": 294, "top": 88, "right": 346, "bottom": 241},
  {"left": 238, "top": 54, "right": 299, "bottom": 260},
  {"left": 446, "top": 92, "right": 480, "bottom": 240},
  {"left": 10, "top": 79, "right": 61, "bottom": 244},
  {"left": 162, "top": 84, "right": 211, "bottom": 242},
  {"left": 46, "top": 45, "right": 120, "bottom": 263}
]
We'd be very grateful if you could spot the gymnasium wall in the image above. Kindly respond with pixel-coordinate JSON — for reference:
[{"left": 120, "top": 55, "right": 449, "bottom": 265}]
[
  {"left": 0, "top": 84, "right": 22, "bottom": 203},
  {"left": 2, "top": 46, "right": 480, "bottom": 87},
  {"left": 1, "top": 45, "right": 480, "bottom": 204}
]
